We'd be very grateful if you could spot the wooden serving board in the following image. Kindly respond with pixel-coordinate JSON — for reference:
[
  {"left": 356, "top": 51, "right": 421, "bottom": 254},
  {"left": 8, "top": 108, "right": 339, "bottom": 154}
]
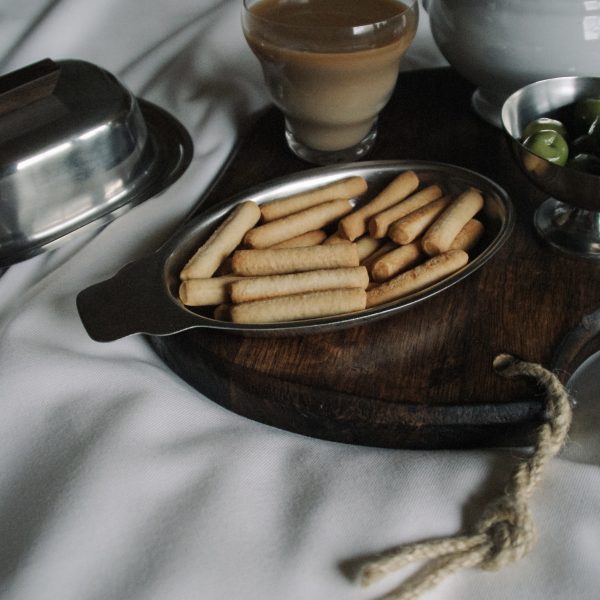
[{"left": 150, "top": 68, "right": 600, "bottom": 449}]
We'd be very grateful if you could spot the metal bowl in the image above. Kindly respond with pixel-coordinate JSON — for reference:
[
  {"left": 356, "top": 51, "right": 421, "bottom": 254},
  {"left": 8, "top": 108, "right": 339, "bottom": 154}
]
[
  {"left": 0, "top": 58, "right": 193, "bottom": 268},
  {"left": 501, "top": 76, "right": 600, "bottom": 258},
  {"left": 76, "top": 160, "right": 515, "bottom": 342}
]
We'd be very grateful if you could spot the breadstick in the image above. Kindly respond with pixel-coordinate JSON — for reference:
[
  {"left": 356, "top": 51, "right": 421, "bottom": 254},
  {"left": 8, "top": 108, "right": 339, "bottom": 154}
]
[
  {"left": 371, "top": 242, "right": 422, "bottom": 282},
  {"left": 180, "top": 201, "right": 261, "bottom": 280},
  {"left": 230, "top": 288, "right": 367, "bottom": 324},
  {"left": 421, "top": 188, "right": 485, "bottom": 256},
  {"left": 355, "top": 235, "right": 383, "bottom": 261},
  {"left": 326, "top": 233, "right": 382, "bottom": 261},
  {"left": 269, "top": 229, "right": 327, "bottom": 249},
  {"left": 244, "top": 199, "right": 352, "bottom": 249},
  {"left": 387, "top": 196, "right": 451, "bottom": 245},
  {"left": 366, "top": 249, "right": 469, "bottom": 307},
  {"left": 260, "top": 176, "right": 367, "bottom": 222},
  {"left": 232, "top": 243, "right": 359, "bottom": 276},
  {"left": 338, "top": 170, "right": 419, "bottom": 241},
  {"left": 213, "top": 303, "right": 231, "bottom": 321},
  {"left": 322, "top": 232, "right": 347, "bottom": 245},
  {"left": 360, "top": 242, "right": 396, "bottom": 275},
  {"left": 230, "top": 266, "right": 369, "bottom": 303},
  {"left": 368, "top": 184, "right": 443, "bottom": 239},
  {"left": 179, "top": 275, "right": 243, "bottom": 306},
  {"left": 449, "top": 219, "right": 485, "bottom": 253}
]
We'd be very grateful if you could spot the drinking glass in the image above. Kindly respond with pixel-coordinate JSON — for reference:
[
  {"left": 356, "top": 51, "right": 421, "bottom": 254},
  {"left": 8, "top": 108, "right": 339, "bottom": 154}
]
[{"left": 242, "top": 0, "right": 419, "bottom": 165}]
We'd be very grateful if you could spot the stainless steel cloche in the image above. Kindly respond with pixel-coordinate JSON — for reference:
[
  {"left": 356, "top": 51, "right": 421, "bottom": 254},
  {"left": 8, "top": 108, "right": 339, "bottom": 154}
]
[{"left": 0, "top": 58, "right": 193, "bottom": 267}]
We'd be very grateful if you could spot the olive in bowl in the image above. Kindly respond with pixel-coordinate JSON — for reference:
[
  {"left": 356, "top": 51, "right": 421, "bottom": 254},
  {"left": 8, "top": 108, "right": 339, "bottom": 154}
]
[
  {"left": 501, "top": 76, "right": 600, "bottom": 259},
  {"left": 520, "top": 97, "right": 600, "bottom": 172}
]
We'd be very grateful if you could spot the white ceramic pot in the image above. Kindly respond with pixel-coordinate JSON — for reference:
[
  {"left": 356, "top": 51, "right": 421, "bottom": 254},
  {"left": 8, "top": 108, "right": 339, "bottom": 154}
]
[{"left": 422, "top": 0, "right": 600, "bottom": 127}]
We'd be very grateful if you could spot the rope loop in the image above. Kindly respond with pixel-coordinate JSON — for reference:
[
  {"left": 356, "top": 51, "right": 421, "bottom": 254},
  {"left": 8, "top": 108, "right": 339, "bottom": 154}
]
[{"left": 357, "top": 353, "right": 573, "bottom": 600}]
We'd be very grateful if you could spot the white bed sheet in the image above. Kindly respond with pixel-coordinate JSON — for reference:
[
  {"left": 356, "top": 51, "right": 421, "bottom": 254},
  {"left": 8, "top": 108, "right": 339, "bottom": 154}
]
[{"left": 1, "top": 2, "right": 599, "bottom": 599}]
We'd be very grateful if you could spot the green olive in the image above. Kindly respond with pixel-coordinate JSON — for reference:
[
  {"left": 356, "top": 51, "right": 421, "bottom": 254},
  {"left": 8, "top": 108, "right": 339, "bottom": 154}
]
[
  {"left": 521, "top": 117, "right": 567, "bottom": 141},
  {"left": 574, "top": 116, "right": 600, "bottom": 157},
  {"left": 567, "top": 153, "right": 600, "bottom": 175},
  {"left": 572, "top": 134, "right": 598, "bottom": 156},
  {"left": 574, "top": 97, "right": 600, "bottom": 135},
  {"left": 523, "top": 130, "right": 569, "bottom": 166},
  {"left": 589, "top": 116, "right": 600, "bottom": 150}
]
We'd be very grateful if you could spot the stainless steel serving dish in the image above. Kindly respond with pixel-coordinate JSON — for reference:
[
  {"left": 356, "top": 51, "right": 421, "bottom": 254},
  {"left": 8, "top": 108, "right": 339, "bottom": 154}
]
[
  {"left": 501, "top": 76, "right": 600, "bottom": 258},
  {"left": 76, "top": 160, "right": 515, "bottom": 342},
  {"left": 0, "top": 58, "right": 193, "bottom": 267}
]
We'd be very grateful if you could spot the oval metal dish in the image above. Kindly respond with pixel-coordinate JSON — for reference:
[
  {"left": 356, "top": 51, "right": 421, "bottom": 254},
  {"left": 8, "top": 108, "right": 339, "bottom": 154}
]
[{"left": 76, "top": 160, "right": 515, "bottom": 342}]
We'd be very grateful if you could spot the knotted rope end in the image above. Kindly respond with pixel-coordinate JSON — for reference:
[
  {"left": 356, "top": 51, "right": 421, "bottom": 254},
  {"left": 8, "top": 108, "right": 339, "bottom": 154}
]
[
  {"left": 355, "top": 353, "right": 574, "bottom": 600},
  {"left": 493, "top": 353, "right": 522, "bottom": 376},
  {"left": 359, "top": 563, "right": 383, "bottom": 587}
]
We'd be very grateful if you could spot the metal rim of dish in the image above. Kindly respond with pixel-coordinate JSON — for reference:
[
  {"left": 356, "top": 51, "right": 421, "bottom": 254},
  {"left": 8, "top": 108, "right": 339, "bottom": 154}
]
[{"left": 159, "top": 159, "right": 516, "bottom": 337}]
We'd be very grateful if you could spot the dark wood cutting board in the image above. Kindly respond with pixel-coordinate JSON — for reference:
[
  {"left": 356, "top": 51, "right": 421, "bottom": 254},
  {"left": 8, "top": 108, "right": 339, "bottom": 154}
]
[{"left": 150, "top": 68, "right": 600, "bottom": 449}]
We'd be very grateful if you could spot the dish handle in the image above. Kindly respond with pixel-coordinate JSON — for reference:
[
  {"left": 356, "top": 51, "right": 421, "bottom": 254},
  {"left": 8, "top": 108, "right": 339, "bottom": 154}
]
[{"left": 76, "top": 253, "right": 199, "bottom": 342}]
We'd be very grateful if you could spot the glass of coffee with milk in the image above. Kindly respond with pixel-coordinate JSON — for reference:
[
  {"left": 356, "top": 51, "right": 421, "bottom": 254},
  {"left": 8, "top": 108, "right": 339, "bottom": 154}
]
[{"left": 242, "top": 0, "right": 418, "bottom": 165}]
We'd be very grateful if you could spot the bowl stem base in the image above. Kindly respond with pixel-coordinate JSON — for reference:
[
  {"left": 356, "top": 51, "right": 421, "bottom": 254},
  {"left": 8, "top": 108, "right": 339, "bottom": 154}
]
[
  {"left": 534, "top": 198, "right": 600, "bottom": 259},
  {"left": 471, "top": 88, "right": 507, "bottom": 129}
]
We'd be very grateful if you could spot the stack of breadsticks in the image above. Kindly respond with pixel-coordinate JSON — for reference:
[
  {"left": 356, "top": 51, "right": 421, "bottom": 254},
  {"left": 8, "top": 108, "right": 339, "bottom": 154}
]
[{"left": 178, "top": 171, "right": 485, "bottom": 324}]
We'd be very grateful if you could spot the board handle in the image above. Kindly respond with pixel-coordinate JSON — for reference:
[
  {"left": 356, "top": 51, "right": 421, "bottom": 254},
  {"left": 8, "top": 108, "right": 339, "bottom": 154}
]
[{"left": 76, "top": 254, "right": 200, "bottom": 342}]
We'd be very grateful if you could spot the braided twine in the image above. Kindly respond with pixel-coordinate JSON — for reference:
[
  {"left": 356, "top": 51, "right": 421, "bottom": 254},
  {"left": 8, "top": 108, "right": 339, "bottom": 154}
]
[{"left": 358, "top": 353, "right": 574, "bottom": 600}]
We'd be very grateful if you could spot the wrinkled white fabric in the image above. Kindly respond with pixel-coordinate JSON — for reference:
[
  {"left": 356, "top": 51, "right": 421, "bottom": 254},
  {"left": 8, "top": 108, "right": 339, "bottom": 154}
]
[{"left": 0, "top": 2, "right": 598, "bottom": 600}]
